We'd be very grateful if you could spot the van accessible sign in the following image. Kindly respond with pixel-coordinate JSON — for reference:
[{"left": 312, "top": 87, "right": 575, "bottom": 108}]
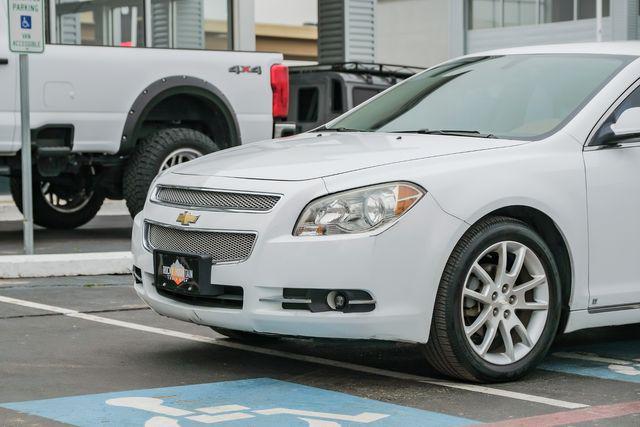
[{"left": 7, "top": 0, "right": 44, "bottom": 53}]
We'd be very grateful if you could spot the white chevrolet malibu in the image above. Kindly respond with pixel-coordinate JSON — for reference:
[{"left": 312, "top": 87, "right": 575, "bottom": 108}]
[{"left": 132, "top": 43, "right": 640, "bottom": 382}]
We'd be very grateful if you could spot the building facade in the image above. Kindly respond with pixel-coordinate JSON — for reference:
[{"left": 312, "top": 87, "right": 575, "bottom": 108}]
[{"left": 376, "top": 0, "right": 640, "bottom": 67}]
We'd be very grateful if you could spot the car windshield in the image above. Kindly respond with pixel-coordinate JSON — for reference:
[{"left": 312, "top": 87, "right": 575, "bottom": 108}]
[{"left": 324, "top": 54, "right": 634, "bottom": 140}]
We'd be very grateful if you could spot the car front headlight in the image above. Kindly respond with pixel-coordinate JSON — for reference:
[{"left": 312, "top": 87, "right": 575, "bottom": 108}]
[{"left": 294, "top": 182, "right": 424, "bottom": 236}]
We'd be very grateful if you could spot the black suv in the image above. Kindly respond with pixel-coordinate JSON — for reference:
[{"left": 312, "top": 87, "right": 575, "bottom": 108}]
[{"left": 276, "top": 63, "right": 423, "bottom": 136}]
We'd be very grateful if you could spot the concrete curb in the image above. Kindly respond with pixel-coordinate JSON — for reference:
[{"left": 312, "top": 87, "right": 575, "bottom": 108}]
[{"left": 0, "top": 251, "right": 132, "bottom": 278}]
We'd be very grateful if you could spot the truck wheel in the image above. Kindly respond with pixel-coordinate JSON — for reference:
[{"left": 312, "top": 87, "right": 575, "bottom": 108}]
[
  {"left": 423, "top": 216, "right": 561, "bottom": 382},
  {"left": 123, "top": 128, "right": 219, "bottom": 217},
  {"left": 10, "top": 171, "right": 105, "bottom": 229}
]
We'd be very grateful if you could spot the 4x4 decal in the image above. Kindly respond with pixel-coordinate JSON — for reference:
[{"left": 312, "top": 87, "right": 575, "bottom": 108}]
[{"left": 229, "top": 65, "right": 262, "bottom": 75}]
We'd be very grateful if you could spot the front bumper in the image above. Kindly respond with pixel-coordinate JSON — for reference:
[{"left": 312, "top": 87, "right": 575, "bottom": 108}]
[{"left": 132, "top": 173, "right": 465, "bottom": 343}]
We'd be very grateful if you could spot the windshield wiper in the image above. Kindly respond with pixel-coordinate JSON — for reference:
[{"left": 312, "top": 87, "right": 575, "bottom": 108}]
[
  {"left": 394, "top": 129, "right": 496, "bottom": 138},
  {"left": 316, "top": 127, "right": 372, "bottom": 133}
]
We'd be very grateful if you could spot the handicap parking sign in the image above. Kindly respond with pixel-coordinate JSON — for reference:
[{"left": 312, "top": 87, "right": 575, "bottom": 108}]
[
  {"left": 0, "top": 378, "right": 475, "bottom": 426},
  {"left": 20, "top": 15, "right": 31, "bottom": 29},
  {"left": 7, "top": 0, "right": 45, "bottom": 53}
]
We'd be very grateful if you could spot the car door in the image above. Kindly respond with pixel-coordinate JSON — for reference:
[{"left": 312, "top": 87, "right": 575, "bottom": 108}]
[
  {"left": 0, "top": 1, "right": 18, "bottom": 153},
  {"left": 584, "top": 82, "right": 640, "bottom": 310}
]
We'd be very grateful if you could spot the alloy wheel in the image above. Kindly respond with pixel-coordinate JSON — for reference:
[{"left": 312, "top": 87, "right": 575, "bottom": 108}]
[
  {"left": 40, "top": 181, "right": 94, "bottom": 214},
  {"left": 461, "top": 241, "right": 549, "bottom": 365},
  {"left": 159, "top": 148, "right": 203, "bottom": 172}
]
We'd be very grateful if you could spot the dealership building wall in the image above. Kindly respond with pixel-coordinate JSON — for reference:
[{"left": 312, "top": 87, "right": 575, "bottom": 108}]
[
  {"left": 375, "top": 0, "right": 452, "bottom": 67},
  {"left": 375, "top": 0, "right": 640, "bottom": 68}
]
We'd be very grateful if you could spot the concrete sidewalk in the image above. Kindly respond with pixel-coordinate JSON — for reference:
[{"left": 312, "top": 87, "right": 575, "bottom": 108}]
[{"left": 0, "top": 196, "right": 133, "bottom": 278}]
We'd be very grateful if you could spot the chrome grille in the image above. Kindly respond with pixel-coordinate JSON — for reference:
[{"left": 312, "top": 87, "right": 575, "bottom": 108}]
[
  {"left": 146, "top": 223, "right": 256, "bottom": 263},
  {"left": 155, "top": 186, "right": 280, "bottom": 211}
]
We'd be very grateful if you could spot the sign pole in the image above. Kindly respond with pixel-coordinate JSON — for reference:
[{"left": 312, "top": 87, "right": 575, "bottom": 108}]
[
  {"left": 8, "top": 0, "right": 44, "bottom": 254},
  {"left": 19, "top": 53, "right": 33, "bottom": 254}
]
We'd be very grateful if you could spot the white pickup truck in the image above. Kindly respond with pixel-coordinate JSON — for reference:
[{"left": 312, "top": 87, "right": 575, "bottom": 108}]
[{"left": 0, "top": 0, "right": 287, "bottom": 229}]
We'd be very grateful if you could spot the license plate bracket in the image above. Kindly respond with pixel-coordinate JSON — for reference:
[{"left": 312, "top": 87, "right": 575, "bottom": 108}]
[{"left": 154, "top": 250, "right": 222, "bottom": 297}]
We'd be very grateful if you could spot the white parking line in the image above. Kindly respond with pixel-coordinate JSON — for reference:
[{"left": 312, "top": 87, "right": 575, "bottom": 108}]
[
  {"left": 0, "top": 295, "right": 589, "bottom": 410},
  {"left": 552, "top": 351, "right": 634, "bottom": 366}
]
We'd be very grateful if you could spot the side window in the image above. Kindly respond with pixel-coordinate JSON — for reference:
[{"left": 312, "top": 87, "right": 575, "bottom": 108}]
[
  {"left": 298, "top": 87, "right": 319, "bottom": 123},
  {"left": 52, "top": 0, "right": 145, "bottom": 47},
  {"left": 611, "top": 86, "right": 640, "bottom": 121},
  {"left": 331, "top": 79, "right": 344, "bottom": 114},
  {"left": 593, "top": 85, "right": 640, "bottom": 143},
  {"left": 50, "top": 0, "right": 231, "bottom": 50},
  {"left": 352, "top": 87, "right": 381, "bottom": 107}
]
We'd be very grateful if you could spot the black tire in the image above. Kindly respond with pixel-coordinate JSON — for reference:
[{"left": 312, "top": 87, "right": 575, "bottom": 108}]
[
  {"left": 10, "top": 174, "right": 105, "bottom": 230},
  {"left": 211, "top": 327, "right": 279, "bottom": 343},
  {"left": 123, "top": 128, "right": 219, "bottom": 217},
  {"left": 423, "top": 216, "right": 562, "bottom": 382}
]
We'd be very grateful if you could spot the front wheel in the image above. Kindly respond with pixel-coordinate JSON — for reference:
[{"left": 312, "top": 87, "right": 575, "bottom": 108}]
[
  {"left": 424, "top": 216, "right": 562, "bottom": 382},
  {"left": 10, "top": 170, "right": 105, "bottom": 229}
]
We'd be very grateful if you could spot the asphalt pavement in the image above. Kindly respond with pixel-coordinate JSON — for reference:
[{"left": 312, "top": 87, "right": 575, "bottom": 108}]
[{"left": 0, "top": 275, "right": 638, "bottom": 426}]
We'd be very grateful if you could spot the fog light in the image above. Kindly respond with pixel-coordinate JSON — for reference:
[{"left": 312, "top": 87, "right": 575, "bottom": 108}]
[{"left": 327, "top": 291, "right": 348, "bottom": 310}]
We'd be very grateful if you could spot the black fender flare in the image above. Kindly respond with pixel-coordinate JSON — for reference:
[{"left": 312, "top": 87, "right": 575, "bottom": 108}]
[{"left": 118, "top": 75, "right": 241, "bottom": 154}]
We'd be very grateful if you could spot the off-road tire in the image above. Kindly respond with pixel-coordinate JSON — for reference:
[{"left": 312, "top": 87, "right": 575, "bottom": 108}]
[
  {"left": 10, "top": 176, "right": 105, "bottom": 230},
  {"left": 123, "top": 128, "right": 219, "bottom": 217},
  {"left": 423, "top": 216, "right": 562, "bottom": 382}
]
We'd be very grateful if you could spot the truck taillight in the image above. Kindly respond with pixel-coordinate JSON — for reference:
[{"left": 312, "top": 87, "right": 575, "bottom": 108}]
[{"left": 271, "top": 64, "right": 289, "bottom": 119}]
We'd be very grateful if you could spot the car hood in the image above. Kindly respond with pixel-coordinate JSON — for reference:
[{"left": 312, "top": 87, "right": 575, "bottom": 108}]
[{"left": 170, "top": 132, "right": 526, "bottom": 181}]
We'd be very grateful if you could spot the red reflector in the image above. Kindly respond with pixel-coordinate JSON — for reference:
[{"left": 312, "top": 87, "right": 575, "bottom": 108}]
[{"left": 271, "top": 64, "right": 289, "bottom": 119}]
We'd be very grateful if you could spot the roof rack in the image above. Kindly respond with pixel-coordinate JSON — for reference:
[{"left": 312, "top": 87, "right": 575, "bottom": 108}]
[{"left": 288, "top": 62, "right": 424, "bottom": 78}]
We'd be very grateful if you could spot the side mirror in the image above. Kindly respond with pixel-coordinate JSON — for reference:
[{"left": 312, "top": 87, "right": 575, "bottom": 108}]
[
  {"left": 595, "top": 107, "right": 640, "bottom": 146},
  {"left": 610, "top": 107, "right": 640, "bottom": 138}
]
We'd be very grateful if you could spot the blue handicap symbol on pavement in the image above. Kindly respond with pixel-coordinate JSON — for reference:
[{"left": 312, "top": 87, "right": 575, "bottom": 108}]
[
  {"left": 20, "top": 15, "right": 32, "bottom": 29},
  {"left": 540, "top": 339, "right": 640, "bottom": 383},
  {"left": 0, "top": 378, "right": 476, "bottom": 426}
]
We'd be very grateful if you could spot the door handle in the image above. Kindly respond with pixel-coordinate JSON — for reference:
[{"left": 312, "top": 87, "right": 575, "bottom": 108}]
[{"left": 0, "top": 58, "right": 8, "bottom": 65}]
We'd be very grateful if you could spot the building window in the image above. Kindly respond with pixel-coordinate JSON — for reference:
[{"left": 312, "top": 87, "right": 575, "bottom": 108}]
[
  {"left": 540, "top": 0, "right": 573, "bottom": 23},
  {"left": 468, "top": 0, "right": 610, "bottom": 29},
  {"left": 576, "top": 0, "right": 610, "bottom": 19},
  {"left": 50, "top": 0, "right": 232, "bottom": 50},
  {"left": 503, "top": 0, "right": 538, "bottom": 27},
  {"left": 469, "top": 0, "right": 501, "bottom": 29}
]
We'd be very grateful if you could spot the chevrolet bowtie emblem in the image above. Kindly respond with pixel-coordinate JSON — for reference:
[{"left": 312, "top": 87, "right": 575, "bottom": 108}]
[{"left": 176, "top": 211, "right": 200, "bottom": 226}]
